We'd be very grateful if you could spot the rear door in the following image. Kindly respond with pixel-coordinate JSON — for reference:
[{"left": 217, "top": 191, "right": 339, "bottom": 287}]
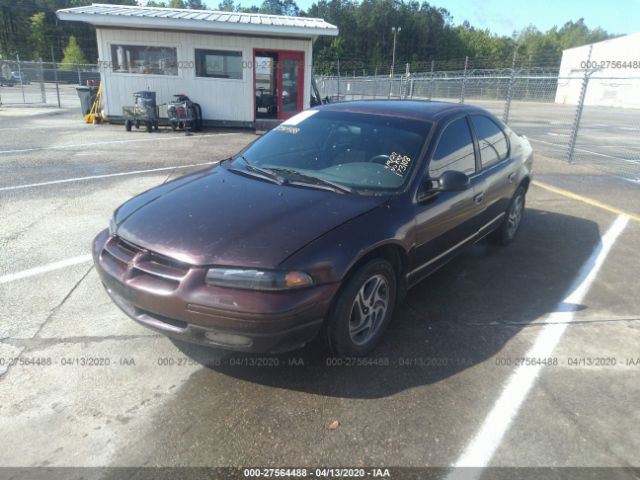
[
  {"left": 408, "top": 116, "right": 484, "bottom": 284},
  {"left": 469, "top": 114, "right": 517, "bottom": 234}
]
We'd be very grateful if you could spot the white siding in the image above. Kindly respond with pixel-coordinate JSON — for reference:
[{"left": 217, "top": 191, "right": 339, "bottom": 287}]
[
  {"left": 555, "top": 33, "right": 640, "bottom": 108},
  {"left": 98, "top": 28, "right": 313, "bottom": 122}
]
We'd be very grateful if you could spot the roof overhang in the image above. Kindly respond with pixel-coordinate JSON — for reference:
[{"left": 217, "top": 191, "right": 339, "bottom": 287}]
[{"left": 56, "top": 4, "right": 338, "bottom": 39}]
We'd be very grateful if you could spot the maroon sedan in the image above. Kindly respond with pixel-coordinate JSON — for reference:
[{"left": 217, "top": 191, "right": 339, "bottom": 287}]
[{"left": 93, "top": 101, "right": 533, "bottom": 356}]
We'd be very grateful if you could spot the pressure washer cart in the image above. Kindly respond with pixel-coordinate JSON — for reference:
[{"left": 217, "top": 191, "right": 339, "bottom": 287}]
[
  {"left": 123, "top": 91, "right": 159, "bottom": 133},
  {"left": 167, "top": 94, "right": 202, "bottom": 132}
]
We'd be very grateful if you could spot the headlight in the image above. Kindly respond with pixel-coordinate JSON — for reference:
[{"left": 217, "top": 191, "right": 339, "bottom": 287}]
[
  {"left": 205, "top": 268, "right": 313, "bottom": 291},
  {"left": 109, "top": 218, "right": 117, "bottom": 235}
]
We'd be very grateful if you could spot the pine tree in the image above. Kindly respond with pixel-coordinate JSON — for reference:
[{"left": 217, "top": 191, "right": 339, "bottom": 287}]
[{"left": 60, "top": 36, "right": 87, "bottom": 69}]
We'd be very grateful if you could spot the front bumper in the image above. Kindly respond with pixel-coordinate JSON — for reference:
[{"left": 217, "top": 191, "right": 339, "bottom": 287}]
[{"left": 92, "top": 229, "right": 339, "bottom": 353}]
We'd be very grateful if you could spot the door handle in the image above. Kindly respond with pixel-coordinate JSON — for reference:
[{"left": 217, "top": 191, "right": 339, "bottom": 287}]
[
  {"left": 508, "top": 172, "right": 517, "bottom": 183},
  {"left": 474, "top": 192, "right": 485, "bottom": 204}
]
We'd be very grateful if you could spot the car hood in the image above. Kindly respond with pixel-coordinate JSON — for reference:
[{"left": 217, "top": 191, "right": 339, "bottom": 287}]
[{"left": 113, "top": 164, "right": 388, "bottom": 268}]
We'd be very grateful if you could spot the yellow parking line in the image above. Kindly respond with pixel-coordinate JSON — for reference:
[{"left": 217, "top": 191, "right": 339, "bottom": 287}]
[{"left": 532, "top": 180, "right": 640, "bottom": 222}]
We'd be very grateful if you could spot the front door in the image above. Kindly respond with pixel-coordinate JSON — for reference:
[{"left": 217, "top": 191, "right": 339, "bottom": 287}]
[
  {"left": 277, "top": 51, "right": 304, "bottom": 120},
  {"left": 254, "top": 50, "right": 304, "bottom": 121},
  {"left": 408, "top": 116, "right": 484, "bottom": 285}
]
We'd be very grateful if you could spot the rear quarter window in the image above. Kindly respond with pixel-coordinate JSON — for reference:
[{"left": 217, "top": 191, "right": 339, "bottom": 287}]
[{"left": 471, "top": 115, "right": 509, "bottom": 168}]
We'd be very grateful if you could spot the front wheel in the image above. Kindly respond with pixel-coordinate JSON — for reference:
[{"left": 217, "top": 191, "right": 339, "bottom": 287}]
[
  {"left": 490, "top": 185, "right": 526, "bottom": 246},
  {"left": 323, "top": 258, "right": 397, "bottom": 357}
]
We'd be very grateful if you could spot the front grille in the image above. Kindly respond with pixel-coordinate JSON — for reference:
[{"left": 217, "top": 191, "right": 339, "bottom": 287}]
[{"left": 101, "top": 236, "right": 190, "bottom": 292}]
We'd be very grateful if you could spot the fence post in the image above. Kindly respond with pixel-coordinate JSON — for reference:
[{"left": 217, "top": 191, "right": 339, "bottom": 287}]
[
  {"left": 566, "top": 45, "right": 593, "bottom": 164},
  {"left": 16, "top": 54, "right": 26, "bottom": 103},
  {"left": 460, "top": 56, "right": 469, "bottom": 103},
  {"left": 51, "top": 46, "right": 61, "bottom": 108},
  {"left": 403, "top": 62, "right": 409, "bottom": 99},
  {"left": 428, "top": 60, "right": 434, "bottom": 100},
  {"left": 336, "top": 58, "right": 340, "bottom": 101},
  {"left": 38, "top": 58, "right": 46, "bottom": 103},
  {"left": 502, "top": 50, "right": 517, "bottom": 123},
  {"left": 77, "top": 63, "right": 82, "bottom": 85}
]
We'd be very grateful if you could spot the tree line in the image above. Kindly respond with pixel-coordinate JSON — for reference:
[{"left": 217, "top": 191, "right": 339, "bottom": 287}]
[{"left": 0, "top": 0, "right": 615, "bottom": 73}]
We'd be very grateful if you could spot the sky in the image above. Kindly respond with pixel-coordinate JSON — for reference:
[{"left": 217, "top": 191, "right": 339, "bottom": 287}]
[{"left": 200, "top": 0, "right": 639, "bottom": 37}]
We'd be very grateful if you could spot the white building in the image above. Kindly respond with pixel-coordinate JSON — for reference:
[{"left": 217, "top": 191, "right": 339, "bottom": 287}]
[
  {"left": 555, "top": 32, "right": 640, "bottom": 108},
  {"left": 56, "top": 3, "right": 338, "bottom": 126}
]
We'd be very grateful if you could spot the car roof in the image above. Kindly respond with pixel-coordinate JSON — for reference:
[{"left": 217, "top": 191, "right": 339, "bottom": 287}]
[{"left": 316, "top": 100, "right": 488, "bottom": 124}]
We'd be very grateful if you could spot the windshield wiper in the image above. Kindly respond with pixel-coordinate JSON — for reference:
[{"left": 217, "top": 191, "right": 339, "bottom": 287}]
[
  {"left": 227, "top": 156, "right": 286, "bottom": 185},
  {"left": 269, "top": 168, "right": 354, "bottom": 194}
]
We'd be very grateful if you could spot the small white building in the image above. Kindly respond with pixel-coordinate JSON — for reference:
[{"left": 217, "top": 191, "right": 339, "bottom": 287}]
[
  {"left": 56, "top": 3, "right": 338, "bottom": 126},
  {"left": 555, "top": 32, "right": 640, "bottom": 108}
]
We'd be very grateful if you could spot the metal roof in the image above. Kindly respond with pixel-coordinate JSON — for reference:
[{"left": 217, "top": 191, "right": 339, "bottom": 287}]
[{"left": 56, "top": 3, "right": 338, "bottom": 38}]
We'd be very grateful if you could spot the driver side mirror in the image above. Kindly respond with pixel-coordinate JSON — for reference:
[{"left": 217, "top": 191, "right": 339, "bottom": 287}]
[
  {"left": 437, "top": 170, "right": 470, "bottom": 191},
  {"left": 418, "top": 170, "right": 470, "bottom": 201}
]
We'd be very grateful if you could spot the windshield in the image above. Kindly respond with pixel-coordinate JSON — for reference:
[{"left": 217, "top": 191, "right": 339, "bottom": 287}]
[{"left": 233, "top": 109, "right": 431, "bottom": 192}]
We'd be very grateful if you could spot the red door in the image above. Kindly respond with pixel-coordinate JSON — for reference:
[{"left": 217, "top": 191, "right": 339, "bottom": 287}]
[{"left": 277, "top": 51, "right": 304, "bottom": 120}]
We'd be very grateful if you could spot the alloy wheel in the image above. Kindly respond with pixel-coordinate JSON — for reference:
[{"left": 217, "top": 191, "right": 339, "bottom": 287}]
[
  {"left": 348, "top": 274, "right": 390, "bottom": 346},
  {"left": 506, "top": 194, "right": 524, "bottom": 238}
]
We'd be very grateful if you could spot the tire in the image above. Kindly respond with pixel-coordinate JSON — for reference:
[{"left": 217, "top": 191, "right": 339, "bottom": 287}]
[
  {"left": 188, "top": 107, "right": 198, "bottom": 132},
  {"left": 490, "top": 185, "right": 526, "bottom": 246},
  {"left": 194, "top": 103, "right": 203, "bottom": 131},
  {"left": 153, "top": 121, "right": 159, "bottom": 131},
  {"left": 170, "top": 121, "right": 177, "bottom": 131},
  {"left": 135, "top": 121, "right": 140, "bottom": 129},
  {"left": 146, "top": 122, "right": 152, "bottom": 133},
  {"left": 124, "top": 119, "right": 132, "bottom": 132},
  {"left": 323, "top": 258, "right": 397, "bottom": 357}
]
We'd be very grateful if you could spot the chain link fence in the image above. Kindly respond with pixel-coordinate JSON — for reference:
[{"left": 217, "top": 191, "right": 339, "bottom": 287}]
[
  {"left": 0, "top": 60, "right": 99, "bottom": 108},
  {"left": 3, "top": 55, "right": 639, "bottom": 179},
  {"left": 315, "top": 58, "right": 640, "bottom": 180}
]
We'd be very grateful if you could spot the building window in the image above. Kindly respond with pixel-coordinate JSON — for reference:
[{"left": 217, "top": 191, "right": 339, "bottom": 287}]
[
  {"left": 195, "top": 49, "right": 242, "bottom": 79},
  {"left": 110, "top": 45, "right": 178, "bottom": 76}
]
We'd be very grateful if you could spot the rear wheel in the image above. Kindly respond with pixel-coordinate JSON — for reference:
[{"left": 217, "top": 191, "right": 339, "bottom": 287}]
[
  {"left": 194, "top": 103, "right": 203, "bottom": 131},
  {"left": 323, "top": 258, "right": 397, "bottom": 357},
  {"left": 490, "top": 185, "right": 526, "bottom": 246},
  {"left": 124, "top": 119, "right": 132, "bottom": 132}
]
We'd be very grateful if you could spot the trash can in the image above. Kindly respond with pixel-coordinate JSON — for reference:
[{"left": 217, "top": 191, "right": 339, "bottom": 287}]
[{"left": 76, "top": 85, "right": 98, "bottom": 116}]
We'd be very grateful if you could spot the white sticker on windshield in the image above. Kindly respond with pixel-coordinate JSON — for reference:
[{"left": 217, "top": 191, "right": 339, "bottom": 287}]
[
  {"left": 281, "top": 109, "right": 319, "bottom": 126},
  {"left": 275, "top": 125, "right": 300, "bottom": 134},
  {"left": 385, "top": 152, "right": 412, "bottom": 177}
]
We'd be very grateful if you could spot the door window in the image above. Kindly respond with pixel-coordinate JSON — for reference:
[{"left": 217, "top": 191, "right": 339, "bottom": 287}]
[
  {"left": 470, "top": 115, "right": 509, "bottom": 168},
  {"left": 281, "top": 58, "right": 301, "bottom": 114},
  {"left": 429, "top": 118, "right": 476, "bottom": 177}
]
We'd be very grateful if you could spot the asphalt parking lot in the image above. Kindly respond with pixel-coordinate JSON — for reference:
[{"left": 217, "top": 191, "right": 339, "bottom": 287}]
[{"left": 1, "top": 103, "right": 639, "bottom": 478}]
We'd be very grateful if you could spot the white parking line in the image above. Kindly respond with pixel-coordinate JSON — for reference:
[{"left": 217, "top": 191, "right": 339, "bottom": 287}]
[
  {"left": 447, "top": 214, "right": 629, "bottom": 478},
  {"left": 0, "top": 254, "right": 92, "bottom": 285},
  {"left": 0, "top": 132, "right": 238, "bottom": 155},
  {"left": 0, "top": 161, "right": 218, "bottom": 192}
]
